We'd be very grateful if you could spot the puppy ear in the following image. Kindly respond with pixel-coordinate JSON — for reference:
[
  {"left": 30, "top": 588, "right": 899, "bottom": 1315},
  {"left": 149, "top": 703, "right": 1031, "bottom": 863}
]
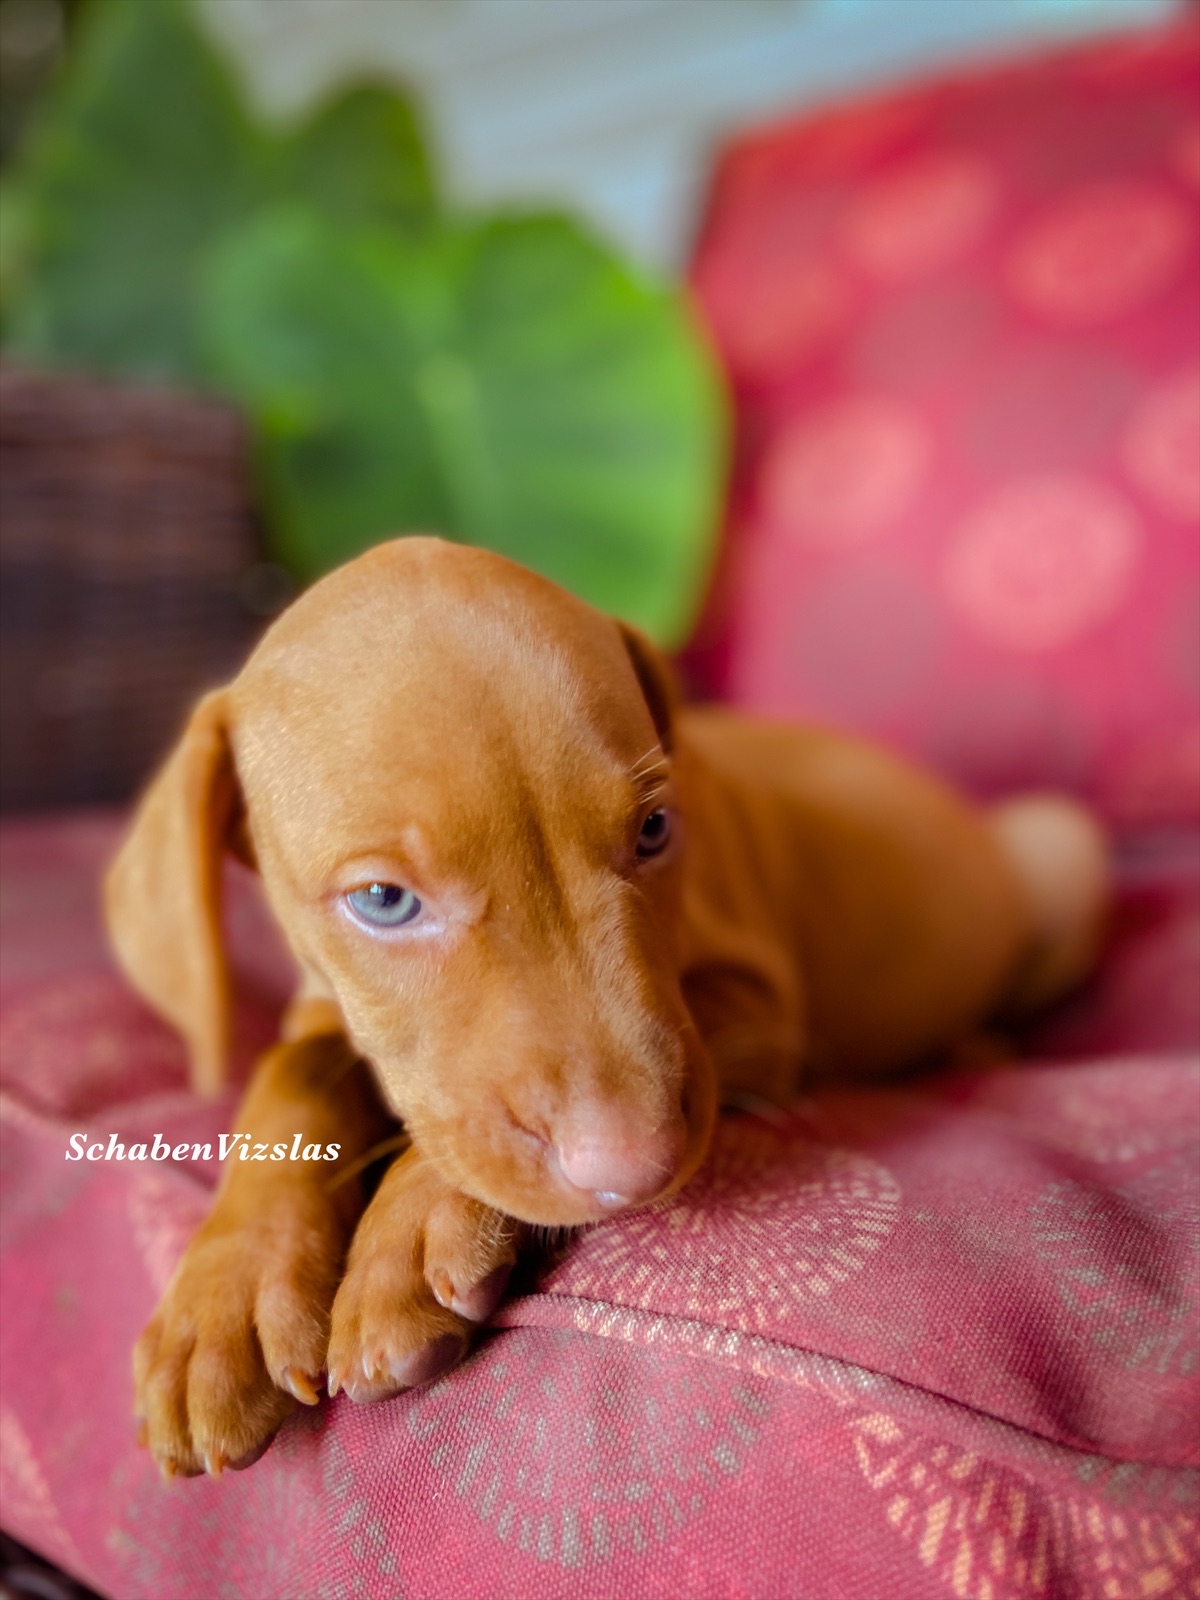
[
  {"left": 618, "top": 622, "right": 677, "bottom": 754},
  {"left": 104, "top": 690, "right": 241, "bottom": 1097}
]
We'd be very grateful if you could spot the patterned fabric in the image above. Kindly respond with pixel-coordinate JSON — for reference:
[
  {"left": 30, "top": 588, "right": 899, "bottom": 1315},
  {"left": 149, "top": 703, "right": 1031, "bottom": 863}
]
[
  {"left": 687, "top": 22, "right": 1200, "bottom": 830},
  {"left": 1, "top": 814, "right": 1197, "bottom": 1600}
]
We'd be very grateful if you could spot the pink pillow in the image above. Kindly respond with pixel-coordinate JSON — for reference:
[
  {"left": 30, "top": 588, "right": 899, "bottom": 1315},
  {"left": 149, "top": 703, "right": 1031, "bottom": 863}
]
[
  {"left": 1, "top": 815, "right": 1197, "bottom": 1600},
  {"left": 688, "top": 22, "right": 1200, "bottom": 830}
]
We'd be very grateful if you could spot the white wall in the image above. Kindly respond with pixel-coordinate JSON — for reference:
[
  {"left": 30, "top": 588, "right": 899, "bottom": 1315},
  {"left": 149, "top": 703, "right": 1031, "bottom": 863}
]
[{"left": 200, "top": 0, "right": 1180, "bottom": 270}]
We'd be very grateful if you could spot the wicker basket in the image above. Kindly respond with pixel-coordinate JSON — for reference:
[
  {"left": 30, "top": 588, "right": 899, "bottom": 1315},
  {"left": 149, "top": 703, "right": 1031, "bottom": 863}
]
[{"left": 0, "top": 363, "right": 273, "bottom": 810}]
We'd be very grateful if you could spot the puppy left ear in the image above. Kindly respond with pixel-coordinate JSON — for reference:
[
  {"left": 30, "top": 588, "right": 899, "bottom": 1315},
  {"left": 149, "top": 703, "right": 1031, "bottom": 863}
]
[
  {"left": 104, "top": 689, "right": 241, "bottom": 1097},
  {"left": 618, "top": 622, "right": 677, "bottom": 754}
]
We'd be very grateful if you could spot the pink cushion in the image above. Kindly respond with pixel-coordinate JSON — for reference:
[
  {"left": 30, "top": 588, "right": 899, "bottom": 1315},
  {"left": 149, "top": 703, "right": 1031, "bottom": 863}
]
[
  {"left": 688, "top": 22, "right": 1200, "bottom": 829},
  {"left": 2, "top": 814, "right": 1197, "bottom": 1598}
]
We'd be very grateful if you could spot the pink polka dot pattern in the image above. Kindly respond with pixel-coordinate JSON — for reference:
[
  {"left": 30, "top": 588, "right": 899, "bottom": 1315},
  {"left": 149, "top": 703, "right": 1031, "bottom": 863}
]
[
  {"left": 1175, "top": 117, "right": 1200, "bottom": 188},
  {"left": 704, "top": 256, "right": 848, "bottom": 384},
  {"left": 942, "top": 476, "right": 1141, "bottom": 651},
  {"left": 1121, "top": 367, "right": 1200, "bottom": 522},
  {"left": 1006, "top": 180, "right": 1192, "bottom": 325},
  {"left": 841, "top": 151, "right": 1000, "bottom": 278},
  {"left": 687, "top": 19, "right": 1200, "bottom": 828},
  {"left": 761, "top": 394, "right": 930, "bottom": 545}
]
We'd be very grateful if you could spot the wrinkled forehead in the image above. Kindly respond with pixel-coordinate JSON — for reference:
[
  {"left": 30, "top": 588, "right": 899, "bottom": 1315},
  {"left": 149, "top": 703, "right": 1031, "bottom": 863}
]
[{"left": 228, "top": 556, "right": 659, "bottom": 881}]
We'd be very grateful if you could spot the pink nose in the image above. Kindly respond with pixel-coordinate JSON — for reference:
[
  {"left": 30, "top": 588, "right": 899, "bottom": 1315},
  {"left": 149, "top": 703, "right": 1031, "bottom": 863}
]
[{"left": 555, "top": 1111, "right": 686, "bottom": 1208}]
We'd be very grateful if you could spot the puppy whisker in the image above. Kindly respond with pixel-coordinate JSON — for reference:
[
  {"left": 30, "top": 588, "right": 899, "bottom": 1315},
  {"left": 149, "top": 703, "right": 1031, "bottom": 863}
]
[
  {"left": 628, "top": 745, "right": 663, "bottom": 776},
  {"left": 326, "top": 1131, "right": 412, "bottom": 1193}
]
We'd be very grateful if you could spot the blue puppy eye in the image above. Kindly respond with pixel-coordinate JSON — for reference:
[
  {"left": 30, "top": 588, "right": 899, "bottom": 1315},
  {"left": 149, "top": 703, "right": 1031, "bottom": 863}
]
[
  {"left": 636, "top": 807, "right": 672, "bottom": 859},
  {"left": 346, "top": 883, "right": 422, "bottom": 927}
]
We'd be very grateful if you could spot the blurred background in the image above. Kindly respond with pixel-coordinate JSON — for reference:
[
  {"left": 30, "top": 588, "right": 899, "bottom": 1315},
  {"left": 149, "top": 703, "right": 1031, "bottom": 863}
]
[
  {"left": 1, "top": 0, "right": 1182, "bottom": 266},
  {"left": 0, "top": 0, "right": 1196, "bottom": 831}
]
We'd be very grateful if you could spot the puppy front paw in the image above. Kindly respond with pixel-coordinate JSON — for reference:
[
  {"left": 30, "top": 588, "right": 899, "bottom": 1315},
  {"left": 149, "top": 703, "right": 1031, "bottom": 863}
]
[
  {"left": 326, "top": 1149, "right": 519, "bottom": 1404},
  {"left": 133, "top": 1196, "right": 344, "bottom": 1479}
]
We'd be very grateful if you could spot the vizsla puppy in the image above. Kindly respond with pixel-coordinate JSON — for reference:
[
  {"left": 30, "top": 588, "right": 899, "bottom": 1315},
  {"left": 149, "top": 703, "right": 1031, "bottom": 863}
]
[{"left": 106, "top": 536, "right": 1109, "bottom": 1478}]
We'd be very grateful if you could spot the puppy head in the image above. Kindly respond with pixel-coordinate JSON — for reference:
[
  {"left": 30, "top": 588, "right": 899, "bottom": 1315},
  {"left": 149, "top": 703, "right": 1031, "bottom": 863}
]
[{"left": 106, "top": 538, "right": 716, "bottom": 1225}]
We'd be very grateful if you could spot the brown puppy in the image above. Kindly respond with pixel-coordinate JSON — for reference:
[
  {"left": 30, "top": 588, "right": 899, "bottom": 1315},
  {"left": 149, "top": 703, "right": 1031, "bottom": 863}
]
[{"left": 107, "top": 536, "right": 1109, "bottom": 1478}]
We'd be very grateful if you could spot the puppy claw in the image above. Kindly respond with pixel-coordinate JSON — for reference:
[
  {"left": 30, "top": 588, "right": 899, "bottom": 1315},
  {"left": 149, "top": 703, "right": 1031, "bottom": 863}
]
[
  {"left": 386, "top": 1333, "right": 464, "bottom": 1389},
  {"left": 431, "top": 1278, "right": 454, "bottom": 1311},
  {"left": 230, "top": 1436, "right": 275, "bottom": 1472},
  {"left": 328, "top": 1147, "right": 517, "bottom": 1410},
  {"left": 283, "top": 1367, "right": 321, "bottom": 1406},
  {"left": 133, "top": 1182, "right": 351, "bottom": 1480},
  {"left": 430, "top": 1262, "right": 512, "bottom": 1323},
  {"left": 326, "top": 1368, "right": 341, "bottom": 1399},
  {"left": 450, "top": 1263, "right": 512, "bottom": 1325}
]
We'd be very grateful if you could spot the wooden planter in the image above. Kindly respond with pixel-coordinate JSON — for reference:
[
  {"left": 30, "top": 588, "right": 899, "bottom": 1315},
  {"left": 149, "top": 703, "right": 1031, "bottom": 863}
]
[{"left": 0, "top": 363, "right": 273, "bottom": 810}]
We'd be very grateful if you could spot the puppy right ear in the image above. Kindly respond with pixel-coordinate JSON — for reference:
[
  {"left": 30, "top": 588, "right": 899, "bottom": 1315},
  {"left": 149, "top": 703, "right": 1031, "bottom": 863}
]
[
  {"left": 618, "top": 622, "right": 678, "bottom": 755},
  {"left": 104, "top": 690, "right": 241, "bottom": 1097}
]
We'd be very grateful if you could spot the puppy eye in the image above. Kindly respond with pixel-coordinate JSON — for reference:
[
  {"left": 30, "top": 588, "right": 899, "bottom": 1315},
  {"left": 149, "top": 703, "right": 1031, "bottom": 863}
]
[
  {"left": 346, "top": 883, "right": 422, "bottom": 928},
  {"left": 635, "top": 807, "right": 672, "bottom": 860}
]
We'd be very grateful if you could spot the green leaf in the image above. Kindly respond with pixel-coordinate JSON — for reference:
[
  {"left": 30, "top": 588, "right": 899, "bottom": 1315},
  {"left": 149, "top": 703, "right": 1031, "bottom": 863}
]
[
  {"left": 0, "top": 178, "right": 36, "bottom": 330},
  {"left": 3, "top": 0, "right": 433, "bottom": 382},
  {"left": 200, "top": 209, "right": 726, "bottom": 644},
  {"left": 272, "top": 84, "right": 434, "bottom": 231}
]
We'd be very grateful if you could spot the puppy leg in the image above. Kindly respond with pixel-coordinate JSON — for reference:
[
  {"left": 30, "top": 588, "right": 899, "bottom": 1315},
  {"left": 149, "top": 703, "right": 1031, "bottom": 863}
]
[
  {"left": 991, "top": 796, "right": 1112, "bottom": 1015},
  {"left": 327, "top": 1148, "right": 520, "bottom": 1404},
  {"left": 134, "top": 1031, "right": 388, "bottom": 1478}
]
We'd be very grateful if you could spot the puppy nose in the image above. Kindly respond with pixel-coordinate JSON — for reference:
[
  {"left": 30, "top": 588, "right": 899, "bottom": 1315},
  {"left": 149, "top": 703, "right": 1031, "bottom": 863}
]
[{"left": 555, "top": 1111, "right": 686, "bottom": 1208}]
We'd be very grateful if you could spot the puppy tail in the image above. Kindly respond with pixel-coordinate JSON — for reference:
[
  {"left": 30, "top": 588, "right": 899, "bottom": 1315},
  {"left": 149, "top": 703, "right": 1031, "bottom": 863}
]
[{"left": 990, "top": 795, "right": 1112, "bottom": 1017}]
